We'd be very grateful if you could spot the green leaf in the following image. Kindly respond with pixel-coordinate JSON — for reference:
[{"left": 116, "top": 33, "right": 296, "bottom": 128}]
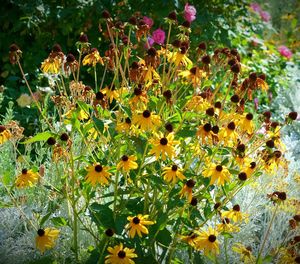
[
  {"left": 22, "top": 132, "right": 54, "bottom": 144},
  {"left": 221, "top": 232, "right": 233, "bottom": 238},
  {"left": 156, "top": 228, "right": 172, "bottom": 246},
  {"left": 51, "top": 216, "right": 67, "bottom": 227},
  {"left": 92, "top": 117, "right": 104, "bottom": 134},
  {"left": 40, "top": 212, "right": 52, "bottom": 226},
  {"left": 89, "top": 203, "right": 115, "bottom": 229},
  {"left": 176, "top": 128, "right": 197, "bottom": 138}
]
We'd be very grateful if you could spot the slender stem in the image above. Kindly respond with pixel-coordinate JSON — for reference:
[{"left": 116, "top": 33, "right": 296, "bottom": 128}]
[
  {"left": 113, "top": 171, "right": 120, "bottom": 221},
  {"left": 94, "top": 65, "right": 98, "bottom": 92},
  {"left": 256, "top": 204, "right": 279, "bottom": 263}
]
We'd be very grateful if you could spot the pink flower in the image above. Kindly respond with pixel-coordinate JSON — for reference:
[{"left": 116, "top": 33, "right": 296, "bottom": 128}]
[
  {"left": 152, "top": 29, "right": 165, "bottom": 45},
  {"left": 278, "top": 45, "right": 293, "bottom": 59},
  {"left": 250, "top": 3, "right": 261, "bottom": 13},
  {"left": 143, "top": 16, "right": 154, "bottom": 28},
  {"left": 145, "top": 37, "right": 154, "bottom": 49},
  {"left": 184, "top": 3, "right": 196, "bottom": 22},
  {"left": 254, "top": 98, "right": 259, "bottom": 110},
  {"left": 259, "top": 11, "right": 271, "bottom": 22}
]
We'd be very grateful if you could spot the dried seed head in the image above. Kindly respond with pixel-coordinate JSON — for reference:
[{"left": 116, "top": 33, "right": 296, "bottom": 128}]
[
  {"left": 60, "top": 133, "right": 69, "bottom": 141},
  {"left": 201, "top": 55, "right": 211, "bottom": 64},
  {"left": 278, "top": 192, "right": 286, "bottom": 201},
  {"left": 231, "top": 94, "right": 240, "bottom": 103},
  {"left": 79, "top": 33, "right": 89, "bottom": 43},
  {"left": 263, "top": 111, "right": 271, "bottom": 120},
  {"left": 52, "top": 44, "right": 62, "bottom": 53},
  {"left": 147, "top": 47, "right": 157, "bottom": 57},
  {"left": 182, "top": 21, "right": 191, "bottom": 28},
  {"left": 190, "top": 197, "right": 198, "bottom": 206},
  {"left": 66, "top": 53, "right": 76, "bottom": 63},
  {"left": 47, "top": 137, "right": 56, "bottom": 146},
  {"left": 96, "top": 92, "right": 104, "bottom": 100},
  {"left": 288, "top": 111, "right": 298, "bottom": 120},
  {"left": 168, "top": 11, "right": 177, "bottom": 20},
  {"left": 249, "top": 72, "right": 257, "bottom": 81},
  {"left": 165, "top": 123, "right": 173, "bottom": 132},
  {"left": 102, "top": 10, "right": 111, "bottom": 19},
  {"left": 163, "top": 90, "right": 172, "bottom": 100},
  {"left": 198, "top": 42, "right": 207, "bottom": 50},
  {"left": 9, "top": 43, "right": 20, "bottom": 52},
  {"left": 231, "top": 63, "right": 240, "bottom": 74},
  {"left": 128, "top": 16, "right": 137, "bottom": 25}
]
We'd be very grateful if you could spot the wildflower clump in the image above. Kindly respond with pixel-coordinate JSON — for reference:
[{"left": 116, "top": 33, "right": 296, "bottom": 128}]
[{"left": 5, "top": 5, "right": 299, "bottom": 263}]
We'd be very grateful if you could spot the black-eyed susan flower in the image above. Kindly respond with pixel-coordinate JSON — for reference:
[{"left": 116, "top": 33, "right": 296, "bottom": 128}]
[
  {"left": 116, "top": 155, "right": 138, "bottom": 172},
  {"left": 219, "top": 121, "right": 238, "bottom": 147},
  {"left": 85, "top": 164, "right": 111, "bottom": 186},
  {"left": 129, "top": 86, "right": 148, "bottom": 110},
  {"left": 36, "top": 228, "right": 60, "bottom": 254},
  {"left": 105, "top": 243, "right": 137, "bottom": 264},
  {"left": 116, "top": 117, "right": 132, "bottom": 133},
  {"left": 202, "top": 163, "right": 231, "bottom": 186},
  {"left": 238, "top": 113, "right": 255, "bottom": 135},
  {"left": 185, "top": 95, "right": 210, "bottom": 112},
  {"left": 0, "top": 125, "right": 11, "bottom": 144},
  {"left": 243, "top": 161, "right": 257, "bottom": 178},
  {"left": 132, "top": 110, "right": 161, "bottom": 132},
  {"left": 82, "top": 48, "right": 104, "bottom": 67},
  {"left": 126, "top": 214, "right": 155, "bottom": 238},
  {"left": 194, "top": 227, "right": 220, "bottom": 255},
  {"left": 216, "top": 218, "right": 240, "bottom": 233},
  {"left": 180, "top": 179, "right": 195, "bottom": 202},
  {"left": 232, "top": 243, "right": 255, "bottom": 264},
  {"left": 149, "top": 133, "right": 179, "bottom": 160},
  {"left": 101, "top": 86, "right": 121, "bottom": 104},
  {"left": 167, "top": 49, "right": 192, "bottom": 67},
  {"left": 41, "top": 44, "right": 64, "bottom": 74},
  {"left": 197, "top": 123, "right": 213, "bottom": 144},
  {"left": 221, "top": 204, "right": 248, "bottom": 223},
  {"left": 162, "top": 164, "right": 186, "bottom": 184},
  {"left": 15, "top": 169, "right": 39, "bottom": 188},
  {"left": 180, "top": 231, "right": 199, "bottom": 247},
  {"left": 178, "top": 66, "right": 206, "bottom": 88}
]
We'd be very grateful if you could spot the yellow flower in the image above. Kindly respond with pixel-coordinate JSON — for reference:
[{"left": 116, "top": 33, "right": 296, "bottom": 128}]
[
  {"left": 216, "top": 218, "right": 240, "bottom": 233},
  {"left": 162, "top": 165, "right": 186, "bottom": 184},
  {"left": 149, "top": 133, "right": 179, "bottom": 160},
  {"left": 82, "top": 48, "right": 104, "bottom": 67},
  {"left": 238, "top": 113, "right": 254, "bottom": 135},
  {"left": 117, "top": 155, "right": 138, "bottom": 172},
  {"left": 85, "top": 164, "right": 111, "bottom": 186},
  {"left": 168, "top": 50, "right": 192, "bottom": 67},
  {"left": 16, "top": 93, "right": 32, "bottom": 107},
  {"left": 101, "top": 86, "right": 121, "bottom": 103},
  {"left": 132, "top": 110, "right": 161, "bottom": 132},
  {"left": 0, "top": 125, "right": 11, "bottom": 144},
  {"left": 202, "top": 163, "right": 231, "bottom": 186},
  {"left": 232, "top": 243, "right": 255, "bottom": 264},
  {"left": 126, "top": 214, "right": 155, "bottom": 238},
  {"left": 41, "top": 56, "right": 62, "bottom": 74},
  {"left": 180, "top": 179, "right": 196, "bottom": 203},
  {"left": 116, "top": 117, "right": 132, "bottom": 133},
  {"left": 197, "top": 123, "right": 213, "bottom": 144},
  {"left": 129, "top": 87, "right": 148, "bottom": 110},
  {"left": 36, "top": 228, "right": 60, "bottom": 254},
  {"left": 64, "top": 107, "right": 89, "bottom": 121},
  {"left": 243, "top": 161, "right": 257, "bottom": 178},
  {"left": 194, "top": 227, "right": 220, "bottom": 255},
  {"left": 221, "top": 204, "right": 248, "bottom": 223},
  {"left": 180, "top": 231, "right": 199, "bottom": 247},
  {"left": 185, "top": 96, "right": 210, "bottom": 112},
  {"left": 105, "top": 243, "right": 137, "bottom": 264},
  {"left": 178, "top": 66, "right": 206, "bottom": 88},
  {"left": 15, "top": 169, "right": 39, "bottom": 188},
  {"left": 218, "top": 121, "right": 238, "bottom": 147}
]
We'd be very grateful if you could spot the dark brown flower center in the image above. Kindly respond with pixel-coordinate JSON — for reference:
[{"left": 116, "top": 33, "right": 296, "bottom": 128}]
[
  {"left": 238, "top": 172, "right": 247, "bottom": 181},
  {"left": 147, "top": 47, "right": 157, "bottom": 57},
  {"left": 125, "top": 117, "right": 131, "bottom": 124},
  {"left": 250, "top": 162, "right": 256, "bottom": 169},
  {"left": 105, "top": 228, "right": 114, "bottom": 237},
  {"left": 246, "top": 113, "right": 253, "bottom": 120},
  {"left": 216, "top": 165, "right": 223, "bottom": 172},
  {"left": 266, "top": 140, "right": 275, "bottom": 148},
  {"left": 190, "top": 197, "right": 198, "bottom": 206},
  {"left": 142, "top": 110, "right": 151, "bottom": 118},
  {"left": 212, "top": 126, "right": 219, "bottom": 134},
  {"left": 96, "top": 91, "right": 104, "bottom": 100},
  {"left": 118, "top": 250, "right": 126, "bottom": 258},
  {"left": 227, "top": 122, "right": 235, "bottom": 130},
  {"left": 190, "top": 67, "right": 197, "bottom": 75},
  {"left": 37, "top": 229, "right": 45, "bottom": 236},
  {"left": 165, "top": 123, "right": 173, "bottom": 132},
  {"left": 22, "top": 168, "right": 28, "bottom": 174},
  {"left": 186, "top": 179, "right": 196, "bottom": 188},
  {"left": 0, "top": 125, "right": 6, "bottom": 133},
  {"left": 122, "top": 155, "right": 129, "bottom": 162},
  {"left": 222, "top": 218, "right": 230, "bottom": 224},
  {"left": 160, "top": 137, "right": 168, "bottom": 145},
  {"left": 95, "top": 165, "right": 103, "bottom": 172},
  {"left": 233, "top": 204, "right": 240, "bottom": 211},
  {"left": 203, "top": 123, "right": 211, "bottom": 132},
  {"left": 134, "top": 88, "right": 142, "bottom": 96},
  {"left": 132, "top": 217, "right": 140, "bottom": 224},
  {"left": 214, "top": 101, "right": 222, "bottom": 109},
  {"left": 206, "top": 107, "right": 214, "bottom": 117},
  {"left": 237, "top": 144, "right": 245, "bottom": 152},
  {"left": 163, "top": 90, "right": 172, "bottom": 99},
  {"left": 171, "top": 165, "right": 178, "bottom": 171},
  {"left": 208, "top": 235, "right": 216, "bottom": 242}
]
